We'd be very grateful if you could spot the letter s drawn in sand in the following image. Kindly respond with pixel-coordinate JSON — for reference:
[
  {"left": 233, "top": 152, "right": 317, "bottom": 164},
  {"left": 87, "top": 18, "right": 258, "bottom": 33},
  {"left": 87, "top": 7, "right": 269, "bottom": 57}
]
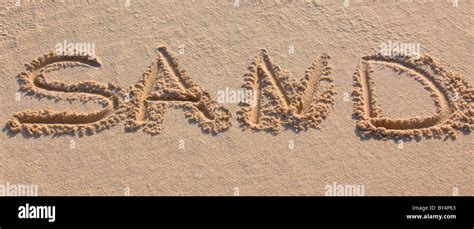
[{"left": 7, "top": 52, "right": 127, "bottom": 136}]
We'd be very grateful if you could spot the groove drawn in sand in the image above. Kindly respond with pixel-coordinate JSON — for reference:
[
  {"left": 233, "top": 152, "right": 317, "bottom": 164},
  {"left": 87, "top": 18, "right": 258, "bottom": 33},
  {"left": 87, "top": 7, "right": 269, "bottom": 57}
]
[
  {"left": 123, "top": 46, "right": 231, "bottom": 135},
  {"left": 352, "top": 54, "right": 473, "bottom": 140},
  {"left": 237, "top": 49, "right": 337, "bottom": 133},
  {"left": 6, "top": 52, "right": 127, "bottom": 136}
]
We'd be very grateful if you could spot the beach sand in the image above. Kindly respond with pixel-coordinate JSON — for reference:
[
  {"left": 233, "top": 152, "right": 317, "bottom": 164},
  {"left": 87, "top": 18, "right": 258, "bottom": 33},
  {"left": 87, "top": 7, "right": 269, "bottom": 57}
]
[{"left": 0, "top": 0, "right": 472, "bottom": 195}]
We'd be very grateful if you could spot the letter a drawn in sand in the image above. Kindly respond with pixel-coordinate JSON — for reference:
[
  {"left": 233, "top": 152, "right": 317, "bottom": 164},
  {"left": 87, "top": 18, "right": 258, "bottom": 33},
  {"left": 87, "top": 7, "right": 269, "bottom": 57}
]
[
  {"left": 352, "top": 54, "right": 473, "bottom": 140},
  {"left": 123, "top": 46, "right": 231, "bottom": 135},
  {"left": 237, "top": 49, "right": 337, "bottom": 133}
]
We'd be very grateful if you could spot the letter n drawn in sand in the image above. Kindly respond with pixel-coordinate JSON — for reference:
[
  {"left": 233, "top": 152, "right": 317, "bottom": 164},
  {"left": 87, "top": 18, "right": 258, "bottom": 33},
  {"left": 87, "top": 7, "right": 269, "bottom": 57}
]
[
  {"left": 237, "top": 49, "right": 337, "bottom": 133},
  {"left": 7, "top": 52, "right": 126, "bottom": 136},
  {"left": 352, "top": 54, "right": 473, "bottom": 140},
  {"left": 124, "top": 46, "right": 231, "bottom": 135}
]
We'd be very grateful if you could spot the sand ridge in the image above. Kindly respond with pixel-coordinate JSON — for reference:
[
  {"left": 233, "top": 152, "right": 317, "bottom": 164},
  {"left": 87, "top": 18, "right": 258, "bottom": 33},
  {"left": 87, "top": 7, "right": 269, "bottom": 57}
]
[
  {"left": 237, "top": 49, "right": 337, "bottom": 133},
  {"left": 352, "top": 54, "right": 473, "bottom": 140}
]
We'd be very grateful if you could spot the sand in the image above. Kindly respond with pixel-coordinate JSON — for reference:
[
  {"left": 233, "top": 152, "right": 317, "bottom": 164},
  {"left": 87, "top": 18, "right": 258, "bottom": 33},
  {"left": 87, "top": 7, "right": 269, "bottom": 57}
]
[{"left": 0, "top": 0, "right": 472, "bottom": 196}]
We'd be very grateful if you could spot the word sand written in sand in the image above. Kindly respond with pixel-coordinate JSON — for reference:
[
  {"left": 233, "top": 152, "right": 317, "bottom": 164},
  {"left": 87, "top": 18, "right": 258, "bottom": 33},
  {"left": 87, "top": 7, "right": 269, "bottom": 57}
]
[{"left": 6, "top": 48, "right": 473, "bottom": 140}]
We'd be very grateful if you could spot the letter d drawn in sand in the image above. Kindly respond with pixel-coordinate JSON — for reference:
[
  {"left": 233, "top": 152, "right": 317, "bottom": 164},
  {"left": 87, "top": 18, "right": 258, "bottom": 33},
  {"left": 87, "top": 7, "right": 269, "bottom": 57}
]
[{"left": 352, "top": 54, "right": 473, "bottom": 140}]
